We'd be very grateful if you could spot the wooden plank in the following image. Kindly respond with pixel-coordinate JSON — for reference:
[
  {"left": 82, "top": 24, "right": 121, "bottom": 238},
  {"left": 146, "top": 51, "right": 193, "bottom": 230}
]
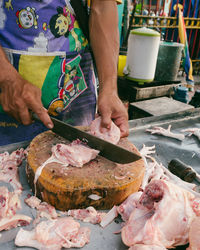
[
  {"left": 117, "top": 77, "right": 180, "bottom": 102},
  {"left": 132, "top": 83, "right": 179, "bottom": 101}
]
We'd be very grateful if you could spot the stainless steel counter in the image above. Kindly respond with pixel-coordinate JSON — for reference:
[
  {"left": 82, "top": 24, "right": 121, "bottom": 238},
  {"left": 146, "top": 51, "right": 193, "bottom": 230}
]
[{"left": 1, "top": 108, "right": 200, "bottom": 250}]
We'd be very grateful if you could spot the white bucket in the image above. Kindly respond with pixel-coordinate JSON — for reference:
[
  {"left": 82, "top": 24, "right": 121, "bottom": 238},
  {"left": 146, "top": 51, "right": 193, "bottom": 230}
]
[{"left": 124, "top": 27, "right": 160, "bottom": 83}]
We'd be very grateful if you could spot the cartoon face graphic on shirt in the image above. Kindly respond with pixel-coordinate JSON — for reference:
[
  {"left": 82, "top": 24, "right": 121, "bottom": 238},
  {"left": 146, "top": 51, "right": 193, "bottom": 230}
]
[
  {"left": 49, "top": 7, "right": 82, "bottom": 51},
  {"left": 55, "top": 14, "right": 69, "bottom": 36},
  {"left": 16, "top": 7, "right": 39, "bottom": 29}
]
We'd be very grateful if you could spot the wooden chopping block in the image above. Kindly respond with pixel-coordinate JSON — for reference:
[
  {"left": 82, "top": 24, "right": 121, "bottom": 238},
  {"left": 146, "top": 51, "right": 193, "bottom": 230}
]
[{"left": 26, "top": 130, "right": 145, "bottom": 211}]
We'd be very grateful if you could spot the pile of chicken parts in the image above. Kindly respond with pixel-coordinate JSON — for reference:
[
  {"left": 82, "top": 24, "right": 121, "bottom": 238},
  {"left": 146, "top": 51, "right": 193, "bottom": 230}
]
[{"left": 0, "top": 118, "right": 200, "bottom": 250}]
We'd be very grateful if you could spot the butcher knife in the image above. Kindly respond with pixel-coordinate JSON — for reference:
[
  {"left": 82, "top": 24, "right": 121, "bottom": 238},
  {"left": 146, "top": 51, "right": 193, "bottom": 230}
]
[{"left": 33, "top": 114, "right": 141, "bottom": 164}]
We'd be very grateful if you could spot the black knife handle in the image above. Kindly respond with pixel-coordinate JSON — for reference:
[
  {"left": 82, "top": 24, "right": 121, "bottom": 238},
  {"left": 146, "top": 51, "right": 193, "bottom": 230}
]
[{"left": 168, "top": 159, "right": 196, "bottom": 183}]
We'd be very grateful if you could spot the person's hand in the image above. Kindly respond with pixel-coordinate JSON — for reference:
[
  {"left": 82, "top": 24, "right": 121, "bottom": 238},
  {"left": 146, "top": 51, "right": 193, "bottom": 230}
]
[
  {"left": 0, "top": 71, "right": 53, "bottom": 129},
  {"left": 97, "top": 90, "right": 129, "bottom": 138}
]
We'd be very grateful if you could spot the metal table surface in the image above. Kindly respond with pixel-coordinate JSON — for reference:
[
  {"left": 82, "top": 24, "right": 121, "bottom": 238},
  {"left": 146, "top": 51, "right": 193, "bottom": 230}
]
[{"left": 1, "top": 108, "right": 200, "bottom": 250}]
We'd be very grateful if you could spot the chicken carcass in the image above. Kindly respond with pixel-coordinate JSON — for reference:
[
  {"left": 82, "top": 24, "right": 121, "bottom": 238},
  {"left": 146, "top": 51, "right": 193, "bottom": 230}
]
[
  {"left": 139, "top": 145, "right": 199, "bottom": 197},
  {"left": 121, "top": 179, "right": 197, "bottom": 248},
  {"left": 15, "top": 217, "right": 90, "bottom": 250},
  {"left": 117, "top": 192, "right": 142, "bottom": 222},
  {"left": 187, "top": 217, "right": 200, "bottom": 250},
  {"left": 0, "top": 148, "right": 25, "bottom": 192},
  {"left": 90, "top": 116, "right": 121, "bottom": 144},
  {"left": 129, "top": 244, "right": 167, "bottom": 250}
]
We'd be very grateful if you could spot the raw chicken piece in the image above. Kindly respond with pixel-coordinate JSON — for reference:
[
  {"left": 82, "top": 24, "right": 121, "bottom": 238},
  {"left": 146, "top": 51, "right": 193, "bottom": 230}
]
[
  {"left": 146, "top": 125, "right": 185, "bottom": 141},
  {"left": 0, "top": 186, "right": 32, "bottom": 231},
  {"left": 0, "top": 148, "right": 25, "bottom": 192},
  {"left": 139, "top": 145, "right": 156, "bottom": 158},
  {"left": 187, "top": 217, "right": 200, "bottom": 250},
  {"left": 90, "top": 116, "right": 121, "bottom": 144},
  {"left": 0, "top": 186, "right": 21, "bottom": 218},
  {"left": 121, "top": 179, "right": 197, "bottom": 248},
  {"left": 25, "top": 195, "right": 41, "bottom": 209},
  {"left": 68, "top": 206, "right": 106, "bottom": 224},
  {"left": 117, "top": 192, "right": 142, "bottom": 222},
  {"left": 34, "top": 140, "right": 99, "bottom": 190},
  {"left": 129, "top": 244, "right": 167, "bottom": 250},
  {"left": 52, "top": 141, "right": 99, "bottom": 168},
  {"left": 181, "top": 128, "right": 200, "bottom": 141},
  {"left": 100, "top": 205, "right": 118, "bottom": 228},
  {"left": 0, "top": 214, "right": 32, "bottom": 231},
  {"left": 15, "top": 217, "right": 90, "bottom": 249},
  {"left": 25, "top": 195, "right": 58, "bottom": 224},
  {"left": 191, "top": 198, "right": 200, "bottom": 216}
]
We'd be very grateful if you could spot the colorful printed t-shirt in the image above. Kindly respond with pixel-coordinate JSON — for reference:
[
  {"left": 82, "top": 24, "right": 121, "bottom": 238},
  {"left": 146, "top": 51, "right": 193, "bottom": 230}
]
[{"left": 0, "top": 0, "right": 97, "bottom": 146}]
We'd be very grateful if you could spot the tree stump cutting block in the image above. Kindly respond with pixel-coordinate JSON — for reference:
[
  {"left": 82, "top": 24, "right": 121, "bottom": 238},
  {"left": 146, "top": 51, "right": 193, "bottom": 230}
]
[{"left": 26, "top": 130, "right": 145, "bottom": 211}]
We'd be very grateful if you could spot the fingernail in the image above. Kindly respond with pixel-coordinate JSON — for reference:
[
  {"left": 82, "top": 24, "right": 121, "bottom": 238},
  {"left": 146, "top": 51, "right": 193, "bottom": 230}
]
[{"left": 47, "top": 123, "right": 54, "bottom": 129}]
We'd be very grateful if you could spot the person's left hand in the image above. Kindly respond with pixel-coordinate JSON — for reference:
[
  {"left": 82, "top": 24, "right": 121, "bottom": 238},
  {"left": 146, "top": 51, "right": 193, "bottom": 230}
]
[{"left": 97, "top": 90, "right": 129, "bottom": 138}]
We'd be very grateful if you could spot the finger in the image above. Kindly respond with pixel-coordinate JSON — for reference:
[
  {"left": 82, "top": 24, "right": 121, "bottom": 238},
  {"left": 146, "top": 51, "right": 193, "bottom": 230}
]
[
  {"left": 34, "top": 107, "right": 53, "bottom": 129},
  {"left": 113, "top": 117, "right": 129, "bottom": 138},
  {"left": 119, "top": 123, "right": 129, "bottom": 138},
  {"left": 25, "top": 94, "right": 53, "bottom": 129},
  {"left": 6, "top": 111, "right": 21, "bottom": 123},
  {"left": 100, "top": 111, "right": 112, "bottom": 133},
  {"left": 18, "top": 107, "right": 32, "bottom": 125}
]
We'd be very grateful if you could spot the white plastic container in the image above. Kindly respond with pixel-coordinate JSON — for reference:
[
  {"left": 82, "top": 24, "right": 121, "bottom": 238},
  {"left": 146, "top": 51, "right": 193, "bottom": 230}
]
[{"left": 124, "top": 27, "right": 160, "bottom": 83}]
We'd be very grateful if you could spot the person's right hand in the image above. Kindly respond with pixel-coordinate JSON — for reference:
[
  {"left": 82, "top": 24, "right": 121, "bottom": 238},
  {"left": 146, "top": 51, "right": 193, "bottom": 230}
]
[{"left": 0, "top": 71, "right": 53, "bottom": 129}]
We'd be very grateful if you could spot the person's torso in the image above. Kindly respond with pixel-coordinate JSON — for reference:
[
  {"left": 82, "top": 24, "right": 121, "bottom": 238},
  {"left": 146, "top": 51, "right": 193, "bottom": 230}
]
[
  {"left": 0, "top": 0, "right": 97, "bottom": 146},
  {"left": 0, "top": 0, "right": 89, "bottom": 53}
]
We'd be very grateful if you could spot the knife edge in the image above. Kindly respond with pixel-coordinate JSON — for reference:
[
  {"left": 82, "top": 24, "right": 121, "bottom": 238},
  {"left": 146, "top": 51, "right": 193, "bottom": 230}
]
[{"left": 50, "top": 117, "right": 141, "bottom": 164}]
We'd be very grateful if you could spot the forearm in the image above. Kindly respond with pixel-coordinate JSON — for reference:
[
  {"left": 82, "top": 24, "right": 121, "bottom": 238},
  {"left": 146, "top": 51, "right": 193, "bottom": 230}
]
[
  {"left": 0, "top": 45, "right": 53, "bottom": 127},
  {"left": 0, "top": 45, "right": 17, "bottom": 87},
  {"left": 89, "top": 0, "right": 119, "bottom": 94}
]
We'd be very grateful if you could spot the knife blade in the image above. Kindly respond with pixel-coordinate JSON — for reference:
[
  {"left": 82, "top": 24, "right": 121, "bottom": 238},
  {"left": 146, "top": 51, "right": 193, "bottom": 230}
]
[
  {"left": 50, "top": 117, "right": 141, "bottom": 164},
  {"left": 32, "top": 114, "right": 141, "bottom": 164}
]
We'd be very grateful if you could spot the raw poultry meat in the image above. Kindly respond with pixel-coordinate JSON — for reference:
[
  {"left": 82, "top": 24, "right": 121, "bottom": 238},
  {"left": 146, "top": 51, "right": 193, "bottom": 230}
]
[
  {"left": 67, "top": 206, "right": 106, "bottom": 224},
  {"left": 15, "top": 216, "right": 91, "bottom": 249},
  {"left": 0, "top": 186, "right": 21, "bottom": 218},
  {"left": 90, "top": 116, "right": 121, "bottom": 144},
  {"left": 129, "top": 244, "right": 167, "bottom": 250},
  {"left": 146, "top": 125, "right": 185, "bottom": 141},
  {"left": 139, "top": 145, "right": 199, "bottom": 196},
  {"left": 0, "top": 214, "right": 32, "bottom": 231},
  {"left": 121, "top": 179, "right": 197, "bottom": 248},
  {"left": 34, "top": 140, "right": 99, "bottom": 191},
  {"left": 100, "top": 205, "right": 118, "bottom": 228},
  {"left": 181, "top": 128, "right": 200, "bottom": 141},
  {"left": 25, "top": 195, "right": 58, "bottom": 224},
  {"left": 117, "top": 192, "right": 142, "bottom": 222},
  {"left": 187, "top": 217, "right": 200, "bottom": 250},
  {"left": 51, "top": 141, "right": 99, "bottom": 167},
  {"left": 0, "top": 186, "right": 32, "bottom": 231},
  {"left": 0, "top": 148, "right": 25, "bottom": 192}
]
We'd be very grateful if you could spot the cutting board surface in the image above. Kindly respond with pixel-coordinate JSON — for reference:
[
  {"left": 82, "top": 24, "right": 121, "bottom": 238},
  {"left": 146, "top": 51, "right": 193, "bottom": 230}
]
[{"left": 27, "top": 130, "right": 145, "bottom": 210}]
